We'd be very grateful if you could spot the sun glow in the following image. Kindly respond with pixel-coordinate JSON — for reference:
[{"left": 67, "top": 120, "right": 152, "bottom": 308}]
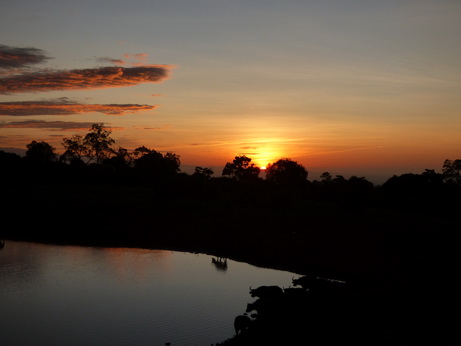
[
  {"left": 245, "top": 145, "right": 283, "bottom": 169},
  {"left": 233, "top": 137, "right": 289, "bottom": 169}
]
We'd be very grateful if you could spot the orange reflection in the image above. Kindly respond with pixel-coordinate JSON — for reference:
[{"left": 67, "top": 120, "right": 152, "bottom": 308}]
[{"left": 101, "top": 248, "right": 172, "bottom": 284}]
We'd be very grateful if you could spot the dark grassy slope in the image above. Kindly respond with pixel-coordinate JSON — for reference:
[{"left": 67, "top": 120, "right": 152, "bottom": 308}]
[
  {"left": 2, "top": 179, "right": 456, "bottom": 273},
  {"left": 1, "top": 176, "right": 458, "bottom": 344}
]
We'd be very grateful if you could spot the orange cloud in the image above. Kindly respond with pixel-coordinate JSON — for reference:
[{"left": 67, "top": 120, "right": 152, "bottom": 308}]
[
  {"left": 0, "top": 100, "right": 157, "bottom": 116},
  {"left": 0, "top": 65, "right": 172, "bottom": 94}
]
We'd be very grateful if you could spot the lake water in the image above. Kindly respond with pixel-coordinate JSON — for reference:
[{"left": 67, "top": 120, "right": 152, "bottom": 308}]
[{"left": 0, "top": 240, "right": 297, "bottom": 346}]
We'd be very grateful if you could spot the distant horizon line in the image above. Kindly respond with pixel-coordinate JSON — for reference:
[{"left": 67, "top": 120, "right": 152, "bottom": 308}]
[{"left": 0, "top": 146, "right": 442, "bottom": 184}]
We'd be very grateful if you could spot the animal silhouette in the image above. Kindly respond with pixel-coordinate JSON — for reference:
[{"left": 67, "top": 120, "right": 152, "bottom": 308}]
[
  {"left": 211, "top": 257, "right": 228, "bottom": 271},
  {"left": 249, "top": 285, "right": 283, "bottom": 299},
  {"left": 234, "top": 314, "right": 252, "bottom": 335}
]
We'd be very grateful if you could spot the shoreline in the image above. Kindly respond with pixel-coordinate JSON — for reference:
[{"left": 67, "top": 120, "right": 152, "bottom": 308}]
[
  {"left": 3, "top": 237, "right": 305, "bottom": 276},
  {"left": 2, "top": 181, "right": 458, "bottom": 305},
  {"left": 4, "top": 236, "right": 455, "bottom": 345}
]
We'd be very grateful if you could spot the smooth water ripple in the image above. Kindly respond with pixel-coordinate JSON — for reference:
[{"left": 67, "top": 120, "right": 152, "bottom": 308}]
[{"left": 0, "top": 241, "right": 297, "bottom": 345}]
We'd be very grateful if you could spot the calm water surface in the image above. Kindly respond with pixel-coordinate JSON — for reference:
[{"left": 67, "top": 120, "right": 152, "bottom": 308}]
[{"left": 0, "top": 241, "right": 297, "bottom": 346}]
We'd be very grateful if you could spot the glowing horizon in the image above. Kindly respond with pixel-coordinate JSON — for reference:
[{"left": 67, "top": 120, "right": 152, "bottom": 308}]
[{"left": 1, "top": 1, "right": 460, "bottom": 180}]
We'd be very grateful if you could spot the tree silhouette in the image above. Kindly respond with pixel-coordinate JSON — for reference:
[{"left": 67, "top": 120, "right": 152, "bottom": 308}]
[
  {"left": 102, "top": 147, "right": 132, "bottom": 170},
  {"left": 442, "top": 159, "right": 461, "bottom": 185},
  {"left": 421, "top": 169, "right": 444, "bottom": 185},
  {"left": 320, "top": 171, "right": 332, "bottom": 183},
  {"left": 61, "top": 123, "right": 115, "bottom": 164},
  {"left": 192, "top": 166, "right": 214, "bottom": 180},
  {"left": 25, "top": 140, "right": 58, "bottom": 163},
  {"left": 132, "top": 146, "right": 151, "bottom": 159},
  {"left": 61, "top": 134, "right": 86, "bottom": 164},
  {"left": 83, "top": 123, "right": 115, "bottom": 164},
  {"left": 0, "top": 150, "right": 21, "bottom": 165},
  {"left": 222, "top": 155, "right": 260, "bottom": 181},
  {"left": 0, "top": 150, "right": 22, "bottom": 179},
  {"left": 133, "top": 146, "right": 180, "bottom": 179},
  {"left": 265, "top": 158, "right": 308, "bottom": 186}
]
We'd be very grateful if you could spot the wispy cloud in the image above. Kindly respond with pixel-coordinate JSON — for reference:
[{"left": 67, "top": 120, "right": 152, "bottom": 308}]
[
  {"left": 133, "top": 124, "right": 172, "bottom": 130},
  {"left": 0, "top": 44, "right": 51, "bottom": 70},
  {"left": 0, "top": 99, "right": 157, "bottom": 116},
  {"left": 96, "top": 53, "right": 156, "bottom": 68},
  {"left": 123, "top": 53, "right": 149, "bottom": 66},
  {"left": 96, "top": 57, "right": 126, "bottom": 66},
  {"left": 0, "top": 120, "right": 108, "bottom": 131}
]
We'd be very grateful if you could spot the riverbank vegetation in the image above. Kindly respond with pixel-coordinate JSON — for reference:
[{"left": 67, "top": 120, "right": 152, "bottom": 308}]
[{"left": 1, "top": 124, "right": 459, "bottom": 344}]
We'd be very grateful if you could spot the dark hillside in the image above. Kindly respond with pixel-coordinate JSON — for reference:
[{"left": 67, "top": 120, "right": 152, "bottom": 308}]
[{"left": 1, "top": 141, "right": 459, "bottom": 344}]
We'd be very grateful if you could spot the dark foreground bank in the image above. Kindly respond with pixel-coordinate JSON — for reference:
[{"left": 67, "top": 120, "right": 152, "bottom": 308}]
[{"left": 1, "top": 180, "right": 458, "bottom": 344}]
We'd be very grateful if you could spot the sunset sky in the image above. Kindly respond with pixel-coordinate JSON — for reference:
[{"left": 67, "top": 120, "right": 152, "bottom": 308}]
[{"left": 1, "top": 0, "right": 460, "bottom": 181}]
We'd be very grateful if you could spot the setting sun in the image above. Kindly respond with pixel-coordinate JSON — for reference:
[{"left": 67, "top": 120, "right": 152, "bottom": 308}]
[
  {"left": 1, "top": 1, "right": 459, "bottom": 344},
  {"left": 252, "top": 148, "right": 286, "bottom": 169},
  {"left": 1, "top": 1, "right": 460, "bottom": 182},
  {"left": 230, "top": 137, "right": 286, "bottom": 169}
]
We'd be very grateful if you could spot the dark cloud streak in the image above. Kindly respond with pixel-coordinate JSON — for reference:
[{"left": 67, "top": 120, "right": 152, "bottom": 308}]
[
  {"left": 0, "top": 100, "right": 157, "bottom": 116},
  {"left": 0, "top": 120, "right": 105, "bottom": 131},
  {"left": 97, "top": 57, "right": 126, "bottom": 65},
  {"left": 0, "top": 44, "right": 51, "bottom": 70}
]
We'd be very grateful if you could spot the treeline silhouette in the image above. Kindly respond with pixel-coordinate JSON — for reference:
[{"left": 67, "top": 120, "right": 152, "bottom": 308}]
[
  {"left": 1, "top": 124, "right": 459, "bottom": 217},
  {"left": 1, "top": 124, "right": 458, "bottom": 344},
  {"left": 1, "top": 124, "right": 459, "bottom": 280}
]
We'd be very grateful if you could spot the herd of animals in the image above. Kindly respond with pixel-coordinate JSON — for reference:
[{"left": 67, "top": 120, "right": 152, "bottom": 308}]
[
  {"left": 225, "top": 271, "right": 450, "bottom": 345},
  {"left": 217, "top": 274, "right": 394, "bottom": 345},
  {"left": 233, "top": 275, "right": 348, "bottom": 336}
]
